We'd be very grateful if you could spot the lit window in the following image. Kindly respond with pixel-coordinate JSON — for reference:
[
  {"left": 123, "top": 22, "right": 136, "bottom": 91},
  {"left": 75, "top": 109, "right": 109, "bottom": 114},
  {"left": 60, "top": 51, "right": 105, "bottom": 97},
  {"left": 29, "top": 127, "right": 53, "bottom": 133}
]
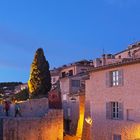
[
  {"left": 112, "top": 71, "right": 119, "bottom": 86},
  {"left": 106, "top": 70, "right": 123, "bottom": 87}
]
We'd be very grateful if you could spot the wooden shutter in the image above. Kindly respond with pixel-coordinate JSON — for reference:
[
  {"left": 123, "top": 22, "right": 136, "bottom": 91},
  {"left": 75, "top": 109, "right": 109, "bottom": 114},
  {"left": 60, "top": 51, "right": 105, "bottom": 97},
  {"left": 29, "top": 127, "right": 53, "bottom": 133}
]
[
  {"left": 118, "top": 69, "right": 124, "bottom": 86},
  {"left": 106, "top": 102, "right": 112, "bottom": 119},
  {"left": 63, "top": 102, "right": 68, "bottom": 118},
  {"left": 118, "top": 102, "right": 123, "bottom": 120},
  {"left": 67, "top": 108, "right": 71, "bottom": 117},
  {"left": 106, "top": 72, "right": 112, "bottom": 87},
  {"left": 113, "top": 134, "right": 121, "bottom": 140}
]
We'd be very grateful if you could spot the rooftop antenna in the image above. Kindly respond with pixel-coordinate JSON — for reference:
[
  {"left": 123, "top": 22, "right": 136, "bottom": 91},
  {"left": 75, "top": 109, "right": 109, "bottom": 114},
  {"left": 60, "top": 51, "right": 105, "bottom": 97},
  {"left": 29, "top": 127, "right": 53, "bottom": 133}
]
[{"left": 102, "top": 48, "right": 105, "bottom": 55}]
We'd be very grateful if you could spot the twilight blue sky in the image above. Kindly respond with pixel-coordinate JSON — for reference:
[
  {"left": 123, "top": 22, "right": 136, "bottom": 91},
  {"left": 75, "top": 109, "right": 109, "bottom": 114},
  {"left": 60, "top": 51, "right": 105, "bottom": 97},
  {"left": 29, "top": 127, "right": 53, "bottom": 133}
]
[{"left": 0, "top": 0, "right": 140, "bottom": 82}]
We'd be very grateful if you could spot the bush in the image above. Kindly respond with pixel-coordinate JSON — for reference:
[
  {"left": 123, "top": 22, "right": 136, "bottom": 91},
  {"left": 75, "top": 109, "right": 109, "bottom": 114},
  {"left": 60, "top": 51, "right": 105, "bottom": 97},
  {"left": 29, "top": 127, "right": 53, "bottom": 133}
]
[{"left": 12, "top": 89, "right": 29, "bottom": 101}]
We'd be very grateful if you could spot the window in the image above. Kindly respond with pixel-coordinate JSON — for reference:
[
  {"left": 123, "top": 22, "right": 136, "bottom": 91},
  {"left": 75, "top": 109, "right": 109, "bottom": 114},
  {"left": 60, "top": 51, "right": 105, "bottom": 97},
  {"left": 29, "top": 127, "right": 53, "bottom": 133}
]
[
  {"left": 71, "top": 80, "right": 80, "bottom": 87},
  {"left": 69, "top": 70, "right": 73, "bottom": 76},
  {"left": 113, "top": 134, "right": 121, "bottom": 140},
  {"left": 52, "top": 77, "right": 56, "bottom": 83},
  {"left": 106, "top": 70, "right": 123, "bottom": 87},
  {"left": 128, "top": 51, "right": 131, "bottom": 57},
  {"left": 118, "top": 55, "right": 121, "bottom": 59},
  {"left": 106, "top": 102, "right": 123, "bottom": 120},
  {"left": 81, "top": 69, "right": 87, "bottom": 73},
  {"left": 112, "top": 71, "right": 119, "bottom": 86},
  {"left": 63, "top": 94, "right": 67, "bottom": 101},
  {"left": 112, "top": 102, "right": 119, "bottom": 119},
  {"left": 62, "top": 72, "right": 66, "bottom": 78}
]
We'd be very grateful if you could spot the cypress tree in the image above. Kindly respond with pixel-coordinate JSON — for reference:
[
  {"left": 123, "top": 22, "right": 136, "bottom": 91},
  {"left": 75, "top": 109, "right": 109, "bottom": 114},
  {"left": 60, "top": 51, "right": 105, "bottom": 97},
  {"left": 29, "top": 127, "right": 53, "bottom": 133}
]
[{"left": 28, "top": 48, "right": 52, "bottom": 98}]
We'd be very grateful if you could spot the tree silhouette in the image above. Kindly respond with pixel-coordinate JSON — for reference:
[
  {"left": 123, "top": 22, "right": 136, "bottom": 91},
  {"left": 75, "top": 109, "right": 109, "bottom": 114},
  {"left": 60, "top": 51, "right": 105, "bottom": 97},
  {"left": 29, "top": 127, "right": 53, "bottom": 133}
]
[{"left": 28, "top": 48, "right": 52, "bottom": 98}]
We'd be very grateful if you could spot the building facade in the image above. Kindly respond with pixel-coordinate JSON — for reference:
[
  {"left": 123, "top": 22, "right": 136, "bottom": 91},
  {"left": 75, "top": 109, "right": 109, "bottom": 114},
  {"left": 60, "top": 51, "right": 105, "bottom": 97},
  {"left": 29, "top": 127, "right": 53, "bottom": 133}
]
[
  {"left": 86, "top": 43, "right": 140, "bottom": 140},
  {"left": 50, "top": 60, "right": 93, "bottom": 136}
]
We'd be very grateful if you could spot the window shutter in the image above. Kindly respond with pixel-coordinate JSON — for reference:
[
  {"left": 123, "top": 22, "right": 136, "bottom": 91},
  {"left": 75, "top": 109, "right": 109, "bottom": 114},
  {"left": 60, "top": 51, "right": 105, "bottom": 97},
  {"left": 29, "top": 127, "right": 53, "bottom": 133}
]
[
  {"left": 118, "top": 70, "right": 124, "bottom": 86},
  {"left": 67, "top": 108, "right": 71, "bottom": 117},
  {"left": 118, "top": 103, "right": 123, "bottom": 120},
  {"left": 106, "top": 102, "right": 112, "bottom": 119},
  {"left": 106, "top": 72, "right": 112, "bottom": 87},
  {"left": 113, "top": 134, "right": 121, "bottom": 140}
]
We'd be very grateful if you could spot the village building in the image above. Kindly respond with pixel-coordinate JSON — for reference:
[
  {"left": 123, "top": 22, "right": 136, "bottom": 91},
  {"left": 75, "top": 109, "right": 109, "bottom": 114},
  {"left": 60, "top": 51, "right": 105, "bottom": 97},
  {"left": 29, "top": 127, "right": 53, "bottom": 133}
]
[
  {"left": 86, "top": 42, "right": 140, "bottom": 140},
  {"left": 14, "top": 83, "right": 28, "bottom": 94},
  {"left": 50, "top": 60, "right": 93, "bottom": 137}
]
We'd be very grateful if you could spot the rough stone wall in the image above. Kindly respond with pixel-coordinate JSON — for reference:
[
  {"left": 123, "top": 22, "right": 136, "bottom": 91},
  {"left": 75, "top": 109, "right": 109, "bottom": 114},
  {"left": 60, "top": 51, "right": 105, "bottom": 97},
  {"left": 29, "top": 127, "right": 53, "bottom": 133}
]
[
  {"left": 3, "top": 109, "right": 63, "bottom": 140},
  {"left": 19, "top": 98, "right": 49, "bottom": 117},
  {"left": 0, "top": 98, "right": 49, "bottom": 117},
  {"left": 86, "top": 63, "right": 140, "bottom": 140}
]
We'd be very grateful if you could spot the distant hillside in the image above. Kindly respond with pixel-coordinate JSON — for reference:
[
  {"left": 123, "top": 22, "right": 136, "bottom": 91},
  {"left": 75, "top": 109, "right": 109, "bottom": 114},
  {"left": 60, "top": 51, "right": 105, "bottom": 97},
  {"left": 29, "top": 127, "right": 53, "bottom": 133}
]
[{"left": 0, "top": 82, "right": 22, "bottom": 90}]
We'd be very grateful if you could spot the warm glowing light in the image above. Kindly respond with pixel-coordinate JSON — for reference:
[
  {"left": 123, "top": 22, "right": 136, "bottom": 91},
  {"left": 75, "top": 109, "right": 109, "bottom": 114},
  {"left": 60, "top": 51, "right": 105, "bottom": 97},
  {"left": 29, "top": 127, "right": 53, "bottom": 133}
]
[
  {"left": 76, "top": 95, "right": 85, "bottom": 138},
  {"left": 85, "top": 116, "right": 92, "bottom": 125}
]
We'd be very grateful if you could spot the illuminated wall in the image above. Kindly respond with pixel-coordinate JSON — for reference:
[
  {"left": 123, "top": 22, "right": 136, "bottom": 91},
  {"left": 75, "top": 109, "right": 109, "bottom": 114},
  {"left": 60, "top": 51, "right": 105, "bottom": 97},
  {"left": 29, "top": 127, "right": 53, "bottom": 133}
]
[
  {"left": 76, "top": 95, "right": 85, "bottom": 138},
  {"left": 2, "top": 110, "right": 63, "bottom": 140}
]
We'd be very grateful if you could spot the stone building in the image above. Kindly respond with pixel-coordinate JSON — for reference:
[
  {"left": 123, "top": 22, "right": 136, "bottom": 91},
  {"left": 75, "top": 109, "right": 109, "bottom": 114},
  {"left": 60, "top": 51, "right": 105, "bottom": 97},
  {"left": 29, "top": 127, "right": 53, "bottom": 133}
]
[
  {"left": 50, "top": 60, "right": 93, "bottom": 137},
  {"left": 50, "top": 68, "right": 62, "bottom": 89},
  {"left": 86, "top": 42, "right": 140, "bottom": 140}
]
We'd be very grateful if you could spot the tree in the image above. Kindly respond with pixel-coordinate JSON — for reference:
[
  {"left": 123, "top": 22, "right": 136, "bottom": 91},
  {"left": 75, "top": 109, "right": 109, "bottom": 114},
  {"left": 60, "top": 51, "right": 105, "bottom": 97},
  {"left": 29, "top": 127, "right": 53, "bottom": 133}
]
[
  {"left": 28, "top": 48, "right": 52, "bottom": 98},
  {"left": 12, "top": 89, "right": 29, "bottom": 101}
]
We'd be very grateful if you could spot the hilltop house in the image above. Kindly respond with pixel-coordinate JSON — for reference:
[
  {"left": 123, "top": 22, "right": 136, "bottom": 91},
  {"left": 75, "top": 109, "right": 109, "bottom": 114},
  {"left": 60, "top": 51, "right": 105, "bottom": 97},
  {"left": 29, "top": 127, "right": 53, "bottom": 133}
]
[{"left": 86, "top": 42, "right": 140, "bottom": 140}]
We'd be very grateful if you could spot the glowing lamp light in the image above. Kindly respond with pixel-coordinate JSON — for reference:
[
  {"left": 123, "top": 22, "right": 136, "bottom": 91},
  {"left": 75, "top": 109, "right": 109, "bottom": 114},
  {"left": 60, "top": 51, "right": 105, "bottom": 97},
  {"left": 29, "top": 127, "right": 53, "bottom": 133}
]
[{"left": 85, "top": 117, "right": 93, "bottom": 125}]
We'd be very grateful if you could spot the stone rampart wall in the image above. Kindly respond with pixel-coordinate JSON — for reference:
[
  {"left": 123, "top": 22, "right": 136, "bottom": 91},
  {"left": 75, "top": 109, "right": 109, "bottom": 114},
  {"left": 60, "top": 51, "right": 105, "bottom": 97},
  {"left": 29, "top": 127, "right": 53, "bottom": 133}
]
[{"left": 3, "top": 109, "right": 63, "bottom": 140}]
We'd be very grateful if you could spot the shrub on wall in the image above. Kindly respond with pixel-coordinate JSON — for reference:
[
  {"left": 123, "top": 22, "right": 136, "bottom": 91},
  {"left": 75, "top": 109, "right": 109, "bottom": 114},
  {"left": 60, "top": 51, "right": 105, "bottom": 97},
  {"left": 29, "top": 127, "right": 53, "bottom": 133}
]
[{"left": 12, "top": 89, "right": 29, "bottom": 101}]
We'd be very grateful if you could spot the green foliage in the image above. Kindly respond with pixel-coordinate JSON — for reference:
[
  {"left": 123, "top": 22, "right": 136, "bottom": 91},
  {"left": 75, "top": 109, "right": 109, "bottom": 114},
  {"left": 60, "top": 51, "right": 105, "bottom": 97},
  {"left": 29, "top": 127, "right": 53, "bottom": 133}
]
[
  {"left": 0, "top": 82, "right": 22, "bottom": 87},
  {"left": 28, "top": 48, "right": 52, "bottom": 98},
  {"left": 12, "top": 89, "right": 29, "bottom": 101},
  {"left": 0, "top": 82, "right": 22, "bottom": 90}
]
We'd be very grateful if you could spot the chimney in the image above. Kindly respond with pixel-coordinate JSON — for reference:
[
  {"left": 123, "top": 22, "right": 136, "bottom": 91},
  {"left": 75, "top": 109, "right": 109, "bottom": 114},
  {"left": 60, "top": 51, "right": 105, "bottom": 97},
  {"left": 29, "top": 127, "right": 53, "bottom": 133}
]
[
  {"left": 102, "top": 54, "right": 106, "bottom": 66},
  {"left": 94, "top": 58, "right": 102, "bottom": 67}
]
